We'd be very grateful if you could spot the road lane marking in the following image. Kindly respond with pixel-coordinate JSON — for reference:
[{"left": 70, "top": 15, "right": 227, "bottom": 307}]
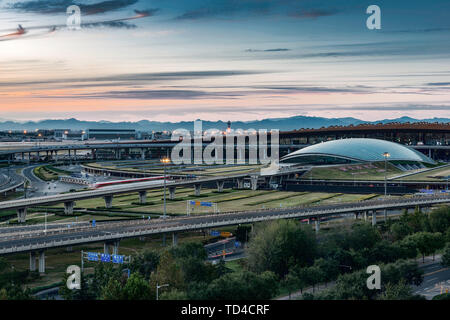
[{"left": 424, "top": 267, "right": 449, "bottom": 277}]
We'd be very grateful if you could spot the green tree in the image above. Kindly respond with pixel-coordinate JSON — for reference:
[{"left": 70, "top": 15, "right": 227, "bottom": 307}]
[
  {"left": 204, "top": 271, "right": 278, "bottom": 300},
  {"left": 130, "top": 249, "right": 160, "bottom": 279},
  {"left": 390, "top": 221, "right": 412, "bottom": 241},
  {"left": 347, "top": 223, "right": 381, "bottom": 252},
  {"left": 407, "top": 207, "right": 429, "bottom": 233},
  {"left": 313, "top": 258, "right": 340, "bottom": 284},
  {"left": 282, "top": 270, "right": 299, "bottom": 300},
  {"left": 100, "top": 278, "right": 123, "bottom": 300},
  {"left": 377, "top": 280, "right": 421, "bottom": 300},
  {"left": 247, "top": 220, "right": 316, "bottom": 277},
  {"left": 405, "top": 232, "right": 443, "bottom": 262},
  {"left": 122, "top": 272, "right": 152, "bottom": 300},
  {"left": 149, "top": 250, "right": 185, "bottom": 295},
  {"left": 160, "top": 289, "right": 188, "bottom": 300},
  {"left": 382, "top": 259, "right": 423, "bottom": 286},
  {"left": 429, "top": 206, "right": 450, "bottom": 233},
  {"left": 442, "top": 243, "right": 450, "bottom": 267}
]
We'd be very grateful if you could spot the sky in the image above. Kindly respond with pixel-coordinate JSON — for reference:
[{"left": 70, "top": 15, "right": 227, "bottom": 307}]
[{"left": 0, "top": 0, "right": 449, "bottom": 122}]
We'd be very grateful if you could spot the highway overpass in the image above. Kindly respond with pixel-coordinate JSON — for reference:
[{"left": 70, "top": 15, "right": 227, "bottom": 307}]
[
  {"left": 0, "top": 172, "right": 264, "bottom": 222},
  {"left": 0, "top": 193, "right": 449, "bottom": 272}
]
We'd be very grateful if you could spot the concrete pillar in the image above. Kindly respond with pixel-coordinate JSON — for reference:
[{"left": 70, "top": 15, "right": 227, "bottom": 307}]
[
  {"left": 17, "top": 207, "right": 27, "bottom": 223},
  {"left": 139, "top": 191, "right": 147, "bottom": 204},
  {"left": 172, "top": 233, "right": 178, "bottom": 247},
  {"left": 38, "top": 251, "right": 45, "bottom": 273},
  {"left": 64, "top": 201, "right": 75, "bottom": 215},
  {"left": 216, "top": 181, "right": 225, "bottom": 193},
  {"left": 250, "top": 175, "right": 259, "bottom": 191},
  {"left": 194, "top": 184, "right": 201, "bottom": 196},
  {"left": 141, "top": 148, "right": 146, "bottom": 160},
  {"left": 169, "top": 186, "right": 176, "bottom": 200},
  {"left": 104, "top": 195, "right": 113, "bottom": 208},
  {"left": 384, "top": 209, "right": 387, "bottom": 221},
  {"left": 104, "top": 243, "right": 110, "bottom": 254},
  {"left": 236, "top": 178, "right": 244, "bottom": 189},
  {"left": 315, "top": 218, "right": 320, "bottom": 233},
  {"left": 29, "top": 252, "right": 36, "bottom": 272},
  {"left": 112, "top": 241, "right": 119, "bottom": 255},
  {"left": 372, "top": 211, "right": 377, "bottom": 226},
  {"left": 364, "top": 211, "right": 368, "bottom": 221},
  {"left": 28, "top": 152, "right": 31, "bottom": 163},
  {"left": 354, "top": 212, "right": 359, "bottom": 220}
]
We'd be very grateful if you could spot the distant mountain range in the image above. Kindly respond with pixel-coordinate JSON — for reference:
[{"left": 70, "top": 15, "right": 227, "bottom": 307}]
[{"left": 0, "top": 116, "right": 448, "bottom": 132}]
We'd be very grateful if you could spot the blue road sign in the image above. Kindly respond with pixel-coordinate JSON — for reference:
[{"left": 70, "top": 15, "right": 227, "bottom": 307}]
[
  {"left": 210, "top": 230, "right": 220, "bottom": 236},
  {"left": 112, "top": 254, "right": 124, "bottom": 264},
  {"left": 101, "top": 253, "right": 111, "bottom": 262},
  {"left": 87, "top": 252, "right": 99, "bottom": 261},
  {"left": 201, "top": 202, "right": 212, "bottom": 207},
  {"left": 235, "top": 241, "right": 240, "bottom": 248},
  {"left": 92, "top": 219, "right": 96, "bottom": 227}
]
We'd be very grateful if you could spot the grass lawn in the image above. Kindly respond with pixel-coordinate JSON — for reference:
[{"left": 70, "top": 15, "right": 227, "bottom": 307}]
[
  {"left": 394, "top": 165, "right": 450, "bottom": 181},
  {"left": 301, "top": 162, "right": 402, "bottom": 181}
]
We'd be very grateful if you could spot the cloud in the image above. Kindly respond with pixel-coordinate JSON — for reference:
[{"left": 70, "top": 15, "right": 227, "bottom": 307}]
[
  {"left": 245, "top": 48, "right": 291, "bottom": 52},
  {"left": 7, "top": 0, "right": 138, "bottom": 15},
  {"left": 82, "top": 20, "right": 136, "bottom": 29},
  {"left": 173, "top": 0, "right": 340, "bottom": 21},
  {"left": 288, "top": 8, "right": 339, "bottom": 19},
  {"left": 426, "top": 82, "right": 450, "bottom": 86}
]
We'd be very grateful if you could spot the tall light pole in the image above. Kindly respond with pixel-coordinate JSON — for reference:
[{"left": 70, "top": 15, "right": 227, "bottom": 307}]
[
  {"left": 160, "top": 157, "right": 170, "bottom": 219},
  {"left": 382, "top": 152, "right": 390, "bottom": 221},
  {"left": 156, "top": 283, "right": 169, "bottom": 300},
  {"left": 160, "top": 157, "right": 170, "bottom": 246}
]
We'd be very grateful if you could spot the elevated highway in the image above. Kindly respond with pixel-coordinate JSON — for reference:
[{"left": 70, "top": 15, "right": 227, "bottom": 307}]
[
  {"left": 0, "top": 172, "right": 258, "bottom": 222},
  {"left": 0, "top": 193, "right": 449, "bottom": 272}
]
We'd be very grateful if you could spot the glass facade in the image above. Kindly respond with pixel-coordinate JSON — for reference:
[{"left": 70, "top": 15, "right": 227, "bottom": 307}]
[{"left": 281, "top": 138, "right": 436, "bottom": 165}]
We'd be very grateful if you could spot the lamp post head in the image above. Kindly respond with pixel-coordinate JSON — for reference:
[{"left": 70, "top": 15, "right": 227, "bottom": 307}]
[
  {"left": 160, "top": 157, "right": 170, "bottom": 164},
  {"left": 382, "top": 152, "right": 390, "bottom": 158}
]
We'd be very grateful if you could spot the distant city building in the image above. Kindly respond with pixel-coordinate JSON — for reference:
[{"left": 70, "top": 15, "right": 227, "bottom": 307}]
[{"left": 86, "top": 129, "right": 136, "bottom": 140}]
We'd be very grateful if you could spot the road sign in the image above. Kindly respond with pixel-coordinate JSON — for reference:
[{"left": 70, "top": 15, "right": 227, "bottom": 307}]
[
  {"left": 235, "top": 241, "right": 240, "bottom": 248},
  {"left": 220, "top": 231, "right": 232, "bottom": 237},
  {"left": 210, "top": 230, "right": 220, "bottom": 236},
  {"left": 200, "top": 201, "right": 212, "bottom": 207},
  {"left": 87, "top": 252, "right": 99, "bottom": 261},
  {"left": 112, "top": 254, "right": 124, "bottom": 264},
  {"left": 101, "top": 253, "right": 111, "bottom": 262},
  {"left": 92, "top": 219, "right": 96, "bottom": 227}
]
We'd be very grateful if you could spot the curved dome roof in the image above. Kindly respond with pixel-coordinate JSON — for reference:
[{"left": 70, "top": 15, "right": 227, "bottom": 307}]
[{"left": 281, "top": 138, "right": 435, "bottom": 165}]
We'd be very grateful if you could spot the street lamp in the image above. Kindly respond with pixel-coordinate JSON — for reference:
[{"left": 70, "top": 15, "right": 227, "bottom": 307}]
[
  {"left": 160, "top": 157, "right": 170, "bottom": 220},
  {"left": 382, "top": 152, "right": 390, "bottom": 220},
  {"left": 156, "top": 283, "right": 169, "bottom": 300}
]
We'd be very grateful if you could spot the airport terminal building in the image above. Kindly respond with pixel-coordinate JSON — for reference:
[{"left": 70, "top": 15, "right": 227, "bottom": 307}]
[{"left": 280, "top": 138, "right": 436, "bottom": 170}]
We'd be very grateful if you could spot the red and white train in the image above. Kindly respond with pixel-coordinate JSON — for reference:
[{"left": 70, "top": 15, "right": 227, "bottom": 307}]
[{"left": 89, "top": 176, "right": 168, "bottom": 189}]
